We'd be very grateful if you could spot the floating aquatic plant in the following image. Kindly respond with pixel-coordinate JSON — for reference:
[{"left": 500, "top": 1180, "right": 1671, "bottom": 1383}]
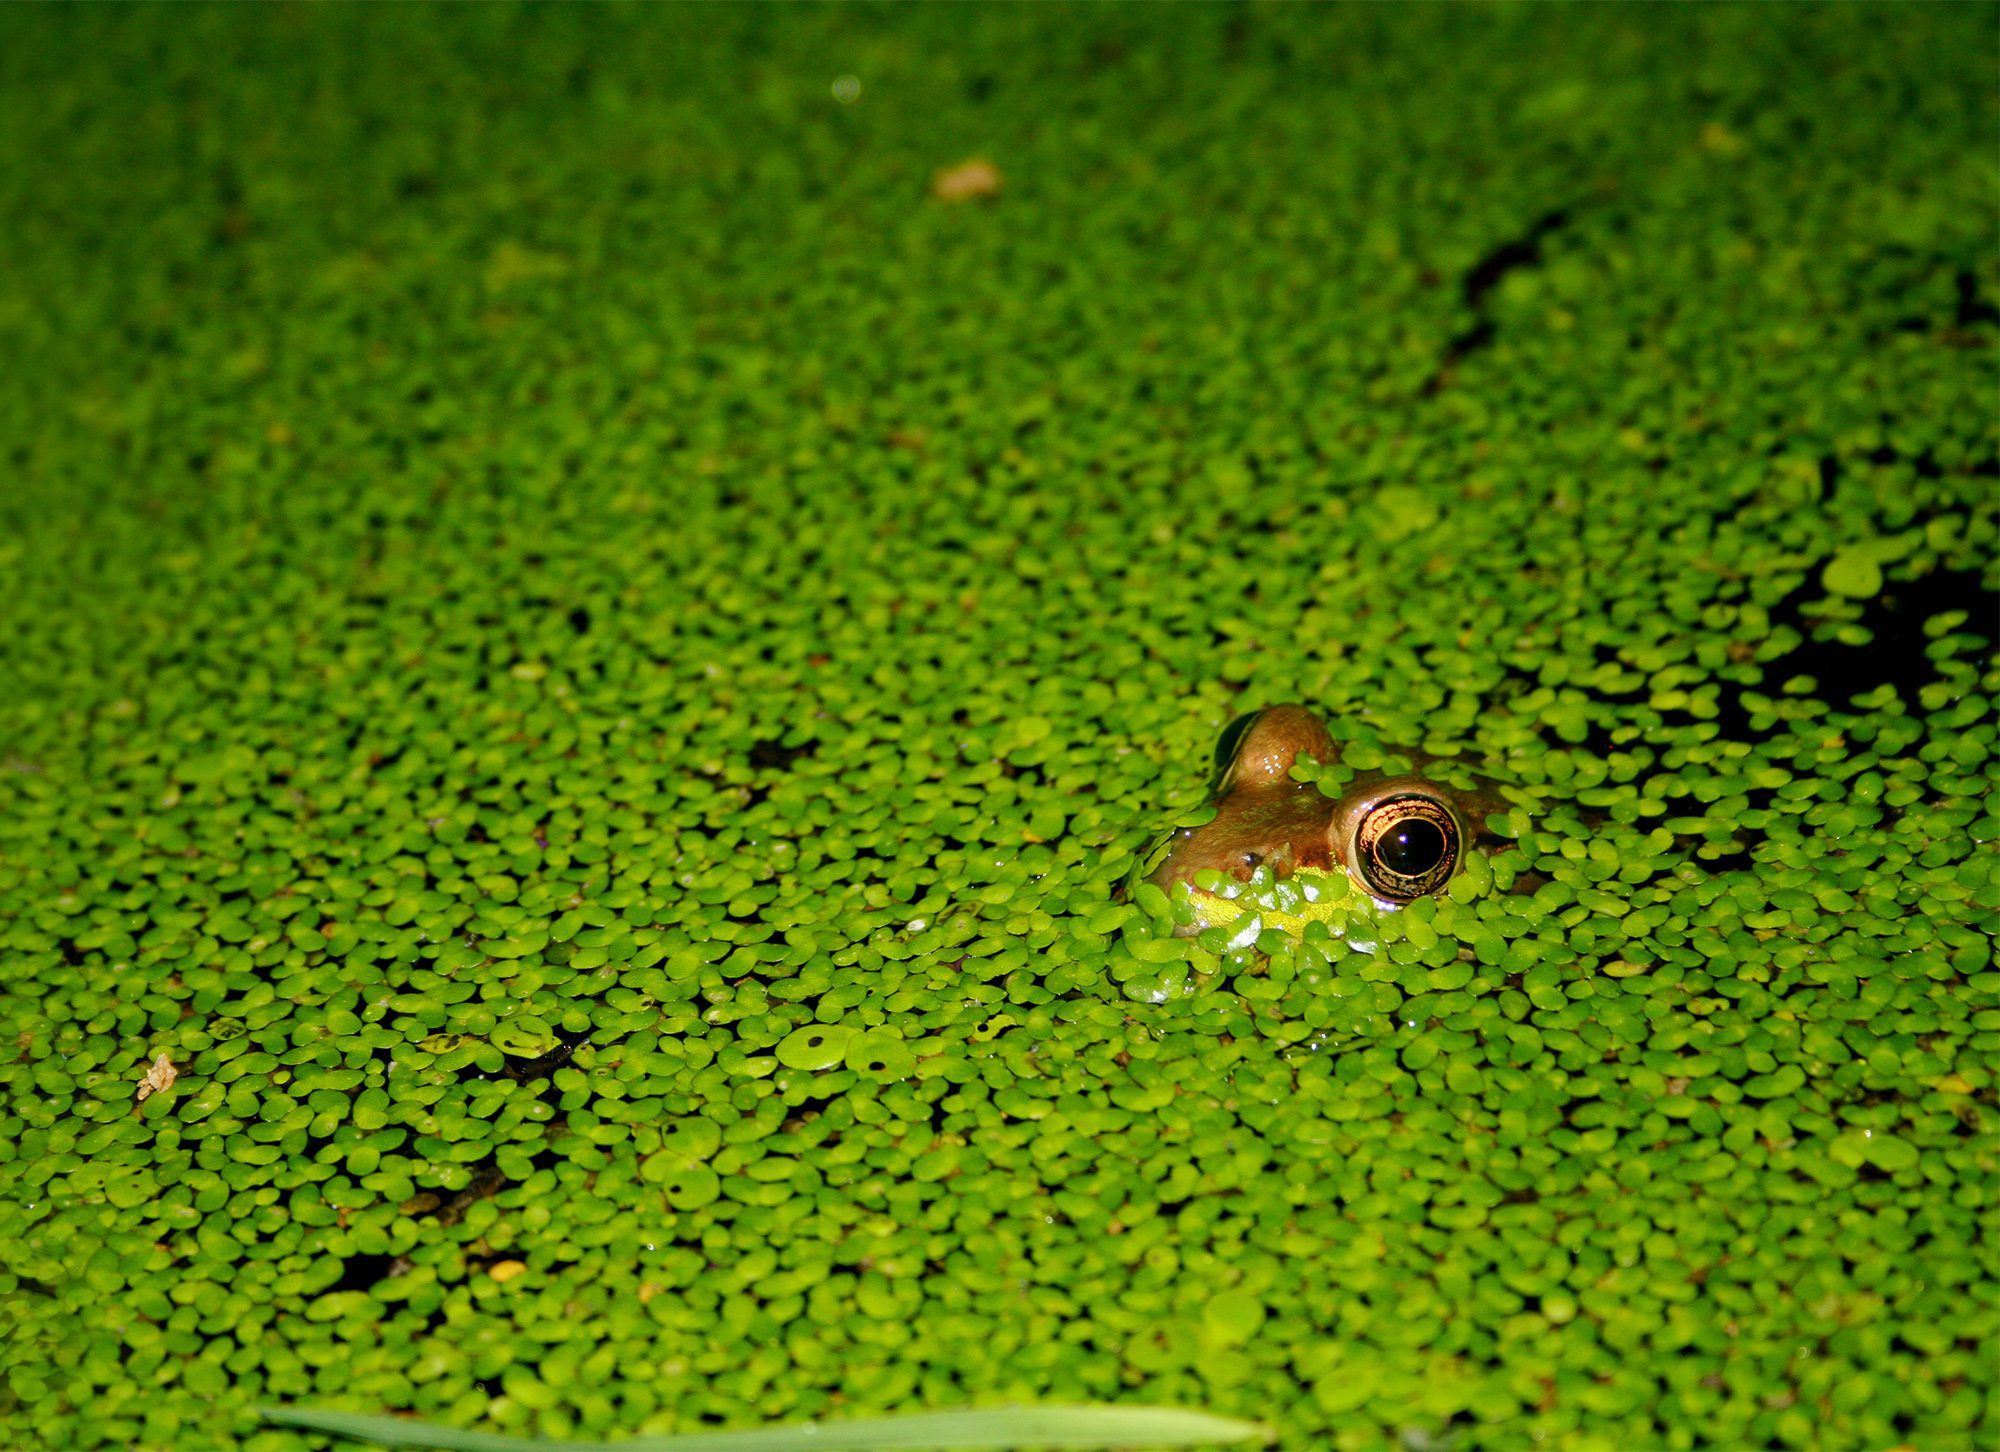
[{"left": 0, "top": 5, "right": 1993, "bottom": 1451}]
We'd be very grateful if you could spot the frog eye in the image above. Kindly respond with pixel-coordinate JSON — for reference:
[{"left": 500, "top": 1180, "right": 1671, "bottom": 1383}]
[{"left": 1349, "top": 793, "right": 1460, "bottom": 903}]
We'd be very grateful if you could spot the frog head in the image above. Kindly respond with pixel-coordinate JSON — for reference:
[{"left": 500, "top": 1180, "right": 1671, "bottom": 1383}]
[{"left": 1136, "top": 704, "right": 1507, "bottom": 932}]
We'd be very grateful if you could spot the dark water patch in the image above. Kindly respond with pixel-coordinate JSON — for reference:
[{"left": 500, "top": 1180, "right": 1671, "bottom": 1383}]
[
  {"left": 1422, "top": 209, "right": 1571, "bottom": 395},
  {"left": 497, "top": 1039, "right": 576, "bottom": 1084},
  {"left": 423, "top": 1161, "right": 509, "bottom": 1232},
  {"left": 748, "top": 737, "right": 819, "bottom": 771},
  {"left": 1954, "top": 270, "right": 1998, "bottom": 328},
  {"left": 1462, "top": 210, "right": 1571, "bottom": 308},
  {"left": 331, "top": 1252, "right": 398, "bottom": 1294},
  {"left": 1761, "top": 564, "right": 1993, "bottom": 707}
]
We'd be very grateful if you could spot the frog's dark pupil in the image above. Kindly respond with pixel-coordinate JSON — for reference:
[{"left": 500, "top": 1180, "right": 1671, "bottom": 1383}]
[{"left": 1377, "top": 817, "right": 1445, "bottom": 877}]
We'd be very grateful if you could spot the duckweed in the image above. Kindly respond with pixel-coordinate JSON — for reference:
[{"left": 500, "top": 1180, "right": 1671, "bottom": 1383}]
[{"left": 1, "top": 6, "right": 1996, "bottom": 1452}]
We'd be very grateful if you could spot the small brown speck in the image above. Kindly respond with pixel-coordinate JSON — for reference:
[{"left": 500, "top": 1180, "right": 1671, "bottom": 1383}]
[
  {"left": 135, "top": 1052, "right": 177, "bottom": 1103},
  {"left": 931, "top": 157, "right": 1002, "bottom": 202}
]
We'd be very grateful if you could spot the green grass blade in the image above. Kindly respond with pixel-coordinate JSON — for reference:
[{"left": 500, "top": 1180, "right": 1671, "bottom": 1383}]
[{"left": 256, "top": 1403, "right": 1276, "bottom": 1452}]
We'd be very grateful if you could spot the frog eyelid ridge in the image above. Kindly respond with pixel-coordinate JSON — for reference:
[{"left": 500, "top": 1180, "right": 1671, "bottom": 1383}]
[{"left": 1216, "top": 704, "right": 1338, "bottom": 793}]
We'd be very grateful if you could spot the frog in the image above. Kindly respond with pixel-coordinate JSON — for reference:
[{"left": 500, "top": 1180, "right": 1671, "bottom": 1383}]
[{"left": 1135, "top": 703, "right": 1516, "bottom": 935}]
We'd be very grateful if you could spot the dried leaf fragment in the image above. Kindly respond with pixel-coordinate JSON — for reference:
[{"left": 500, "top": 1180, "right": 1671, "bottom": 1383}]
[
  {"left": 135, "top": 1052, "right": 177, "bottom": 1102},
  {"left": 931, "top": 157, "right": 1002, "bottom": 203}
]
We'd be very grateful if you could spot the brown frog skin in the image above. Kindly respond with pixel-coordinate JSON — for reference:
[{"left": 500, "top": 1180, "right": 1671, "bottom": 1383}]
[{"left": 1145, "top": 703, "right": 1513, "bottom": 910}]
